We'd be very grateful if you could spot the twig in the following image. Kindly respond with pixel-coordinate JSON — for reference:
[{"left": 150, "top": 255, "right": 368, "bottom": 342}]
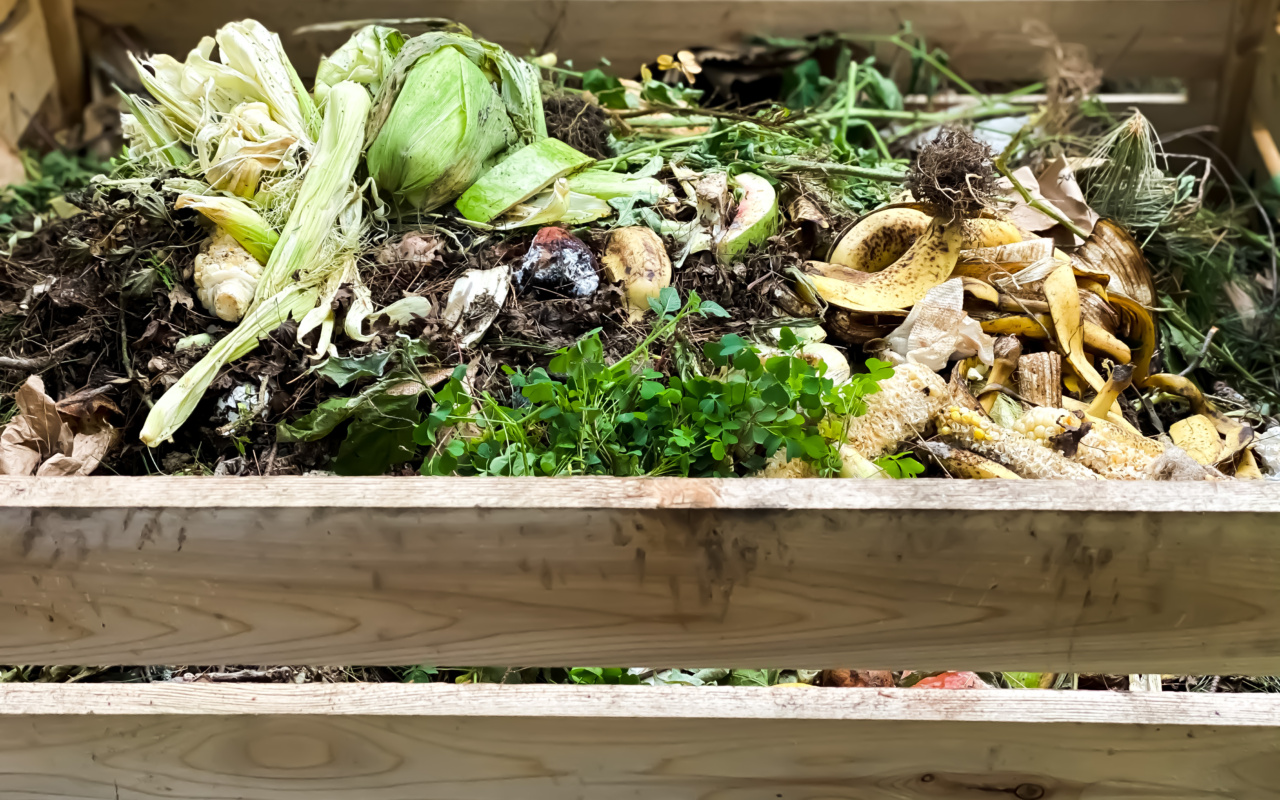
[
  {"left": 1178, "top": 325, "right": 1219, "bottom": 376},
  {"left": 0, "top": 331, "right": 94, "bottom": 372}
]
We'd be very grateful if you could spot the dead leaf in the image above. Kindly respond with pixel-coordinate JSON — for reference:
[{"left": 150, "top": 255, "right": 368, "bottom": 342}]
[
  {"left": 36, "top": 427, "right": 116, "bottom": 476},
  {"left": 379, "top": 232, "right": 445, "bottom": 267},
  {"left": 0, "top": 423, "right": 42, "bottom": 475},
  {"left": 999, "top": 157, "right": 1099, "bottom": 246},
  {"left": 787, "top": 196, "right": 829, "bottom": 228},
  {"left": 15, "top": 376, "right": 70, "bottom": 457},
  {"left": 822, "top": 669, "right": 894, "bottom": 688},
  {"left": 56, "top": 386, "right": 121, "bottom": 424},
  {"left": 0, "top": 376, "right": 73, "bottom": 475},
  {"left": 168, "top": 284, "right": 195, "bottom": 314}
]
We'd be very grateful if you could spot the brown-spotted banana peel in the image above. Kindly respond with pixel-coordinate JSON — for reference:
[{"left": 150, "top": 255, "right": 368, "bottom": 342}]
[
  {"left": 829, "top": 207, "right": 1022, "bottom": 273},
  {"left": 1170, "top": 414, "right": 1224, "bottom": 466},
  {"left": 978, "top": 335, "right": 1022, "bottom": 413},
  {"left": 1145, "top": 373, "right": 1254, "bottom": 464},
  {"left": 601, "top": 227, "right": 672, "bottom": 322},
  {"left": 806, "top": 216, "right": 963, "bottom": 312}
]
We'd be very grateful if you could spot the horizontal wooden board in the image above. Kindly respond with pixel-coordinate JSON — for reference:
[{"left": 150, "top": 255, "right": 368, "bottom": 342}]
[
  {"left": 2, "top": 477, "right": 1280, "bottom": 672},
  {"left": 0, "top": 684, "right": 1278, "bottom": 798},
  {"left": 83, "top": 0, "right": 1232, "bottom": 84}
]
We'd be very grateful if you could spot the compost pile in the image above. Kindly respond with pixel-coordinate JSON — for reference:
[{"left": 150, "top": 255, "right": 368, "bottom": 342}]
[{"left": 1, "top": 20, "right": 1277, "bottom": 481}]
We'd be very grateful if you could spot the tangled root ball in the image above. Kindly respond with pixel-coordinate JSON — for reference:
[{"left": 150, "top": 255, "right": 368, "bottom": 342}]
[{"left": 907, "top": 127, "right": 996, "bottom": 216}]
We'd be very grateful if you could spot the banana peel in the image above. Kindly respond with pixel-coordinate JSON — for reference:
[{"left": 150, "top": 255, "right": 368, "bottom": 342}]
[
  {"left": 1145, "top": 373, "right": 1254, "bottom": 463},
  {"left": 830, "top": 208, "right": 1021, "bottom": 273},
  {"left": 1106, "top": 293, "right": 1156, "bottom": 386},
  {"left": 829, "top": 207, "right": 931, "bottom": 273},
  {"left": 978, "top": 315, "right": 1131, "bottom": 363},
  {"left": 1044, "top": 260, "right": 1110, "bottom": 397},
  {"left": 1071, "top": 219, "right": 1157, "bottom": 308},
  {"left": 1170, "top": 414, "right": 1223, "bottom": 466},
  {"left": 806, "top": 216, "right": 963, "bottom": 312},
  {"left": 601, "top": 226, "right": 672, "bottom": 322}
]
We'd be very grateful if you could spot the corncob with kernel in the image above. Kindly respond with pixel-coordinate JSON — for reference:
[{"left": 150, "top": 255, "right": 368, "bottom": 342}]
[
  {"left": 1010, "top": 404, "right": 1164, "bottom": 480},
  {"left": 936, "top": 404, "right": 1100, "bottom": 480}
]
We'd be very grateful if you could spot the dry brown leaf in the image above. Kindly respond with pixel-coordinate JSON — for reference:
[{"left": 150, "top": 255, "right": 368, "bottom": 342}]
[
  {"left": 56, "top": 385, "right": 122, "bottom": 423},
  {"left": 822, "top": 669, "right": 894, "bottom": 688},
  {"left": 999, "top": 158, "right": 1099, "bottom": 246},
  {"left": 0, "top": 376, "right": 72, "bottom": 475}
]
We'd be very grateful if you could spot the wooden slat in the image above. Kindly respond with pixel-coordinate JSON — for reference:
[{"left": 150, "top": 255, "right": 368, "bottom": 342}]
[
  {"left": 0, "top": 684, "right": 1278, "bottom": 798},
  {"left": 1215, "top": 0, "right": 1276, "bottom": 158},
  {"left": 78, "top": 0, "right": 1233, "bottom": 84},
  {"left": 2, "top": 477, "right": 1279, "bottom": 672}
]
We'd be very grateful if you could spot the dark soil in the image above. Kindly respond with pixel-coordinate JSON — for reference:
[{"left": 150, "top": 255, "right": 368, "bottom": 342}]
[{"left": 544, "top": 94, "right": 613, "bottom": 159}]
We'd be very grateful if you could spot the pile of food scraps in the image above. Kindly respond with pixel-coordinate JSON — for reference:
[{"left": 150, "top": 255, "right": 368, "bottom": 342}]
[{"left": 1, "top": 20, "right": 1277, "bottom": 481}]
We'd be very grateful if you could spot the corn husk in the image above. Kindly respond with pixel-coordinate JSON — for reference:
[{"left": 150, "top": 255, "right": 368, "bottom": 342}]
[
  {"left": 175, "top": 193, "right": 279, "bottom": 264},
  {"left": 315, "top": 25, "right": 405, "bottom": 104},
  {"left": 119, "top": 92, "right": 194, "bottom": 168},
  {"left": 256, "top": 82, "right": 369, "bottom": 300},
  {"left": 198, "top": 102, "right": 298, "bottom": 198},
  {"left": 125, "top": 19, "right": 317, "bottom": 180},
  {"left": 365, "top": 31, "right": 546, "bottom": 210},
  {"left": 141, "top": 81, "right": 372, "bottom": 446}
]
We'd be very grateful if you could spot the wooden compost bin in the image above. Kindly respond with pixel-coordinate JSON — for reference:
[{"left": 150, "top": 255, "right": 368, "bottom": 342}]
[
  {"left": 3, "top": 0, "right": 1280, "bottom": 797},
  {"left": 2, "top": 477, "right": 1280, "bottom": 797}
]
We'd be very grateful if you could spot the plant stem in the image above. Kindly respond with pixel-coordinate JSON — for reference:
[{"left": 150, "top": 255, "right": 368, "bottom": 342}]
[
  {"left": 596, "top": 130, "right": 727, "bottom": 170},
  {"left": 992, "top": 129, "right": 1091, "bottom": 240},
  {"left": 755, "top": 154, "right": 908, "bottom": 182}
]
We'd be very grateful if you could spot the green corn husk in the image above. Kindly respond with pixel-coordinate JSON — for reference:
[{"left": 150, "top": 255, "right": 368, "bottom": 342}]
[
  {"left": 256, "top": 82, "right": 370, "bottom": 300},
  {"left": 140, "top": 81, "right": 372, "bottom": 447},
  {"left": 365, "top": 31, "right": 546, "bottom": 210},
  {"left": 315, "top": 25, "right": 405, "bottom": 104},
  {"left": 456, "top": 138, "right": 594, "bottom": 223},
  {"left": 174, "top": 193, "right": 279, "bottom": 264},
  {"left": 118, "top": 92, "right": 194, "bottom": 168}
]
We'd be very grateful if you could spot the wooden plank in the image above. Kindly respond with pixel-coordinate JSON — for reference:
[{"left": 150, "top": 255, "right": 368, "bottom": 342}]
[
  {"left": 38, "top": 0, "right": 84, "bottom": 127},
  {"left": 0, "top": 684, "right": 1278, "bottom": 798},
  {"left": 1215, "top": 0, "right": 1276, "bottom": 156},
  {"left": 2, "top": 477, "right": 1280, "bottom": 672},
  {"left": 79, "top": 0, "right": 1233, "bottom": 87}
]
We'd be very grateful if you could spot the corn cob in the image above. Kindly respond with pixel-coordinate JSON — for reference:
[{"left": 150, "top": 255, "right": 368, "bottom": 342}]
[
  {"left": 1010, "top": 405, "right": 1164, "bottom": 480},
  {"left": 936, "top": 404, "right": 1100, "bottom": 479},
  {"left": 845, "top": 362, "right": 950, "bottom": 457},
  {"left": 914, "top": 441, "right": 1022, "bottom": 479}
]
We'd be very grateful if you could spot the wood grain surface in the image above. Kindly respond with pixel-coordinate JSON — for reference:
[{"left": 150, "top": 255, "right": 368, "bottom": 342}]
[
  {"left": 2, "top": 477, "right": 1279, "bottom": 672},
  {"left": 0, "top": 684, "right": 1278, "bottom": 799},
  {"left": 80, "top": 0, "right": 1235, "bottom": 130}
]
